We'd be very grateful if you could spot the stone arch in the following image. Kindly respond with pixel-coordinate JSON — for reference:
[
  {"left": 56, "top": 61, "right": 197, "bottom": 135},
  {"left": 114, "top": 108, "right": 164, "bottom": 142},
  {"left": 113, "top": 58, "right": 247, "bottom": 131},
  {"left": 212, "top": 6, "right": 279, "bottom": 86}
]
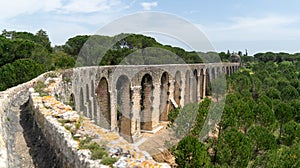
[
  {"left": 184, "top": 70, "right": 190, "bottom": 105},
  {"left": 140, "top": 74, "right": 153, "bottom": 131},
  {"left": 174, "top": 71, "right": 181, "bottom": 107},
  {"left": 226, "top": 66, "right": 230, "bottom": 76},
  {"left": 222, "top": 66, "right": 226, "bottom": 74},
  {"left": 192, "top": 69, "right": 198, "bottom": 103},
  {"left": 96, "top": 77, "right": 111, "bottom": 128},
  {"left": 216, "top": 67, "right": 221, "bottom": 77},
  {"left": 159, "top": 72, "right": 170, "bottom": 121},
  {"left": 79, "top": 87, "right": 85, "bottom": 113},
  {"left": 211, "top": 67, "right": 216, "bottom": 80},
  {"left": 116, "top": 75, "right": 132, "bottom": 141}
]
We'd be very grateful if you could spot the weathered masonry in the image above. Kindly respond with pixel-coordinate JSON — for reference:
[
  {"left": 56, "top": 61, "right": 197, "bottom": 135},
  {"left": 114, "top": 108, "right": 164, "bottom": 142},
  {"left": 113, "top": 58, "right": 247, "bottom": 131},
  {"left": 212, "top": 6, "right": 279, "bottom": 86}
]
[{"left": 60, "top": 63, "right": 240, "bottom": 142}]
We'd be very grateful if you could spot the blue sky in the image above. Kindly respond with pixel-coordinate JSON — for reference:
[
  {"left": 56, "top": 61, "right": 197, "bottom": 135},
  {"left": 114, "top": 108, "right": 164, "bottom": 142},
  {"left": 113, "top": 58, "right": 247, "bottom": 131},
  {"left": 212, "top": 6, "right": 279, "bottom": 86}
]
[{"left": 1, "top": 0, "right": 300, "bottom": 55}]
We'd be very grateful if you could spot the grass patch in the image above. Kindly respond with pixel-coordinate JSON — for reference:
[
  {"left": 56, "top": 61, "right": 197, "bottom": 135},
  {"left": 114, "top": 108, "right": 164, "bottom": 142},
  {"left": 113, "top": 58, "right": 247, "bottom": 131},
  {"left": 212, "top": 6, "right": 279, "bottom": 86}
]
[
  {"left": 34, "top": 81, "right": 48, "bottom": 96},
  {"left": 79, "top": 136, "right": 93, "bottom": 149},
  {"left": 58, "top": 119, "right": 71, "bottom": 125},
  {"left": 75, "top": 114, "right": 83, "bottom": 130},
  {"left": 101, "top": 157, "right": 118, "bottom": 166},
  {"left": 79, "top": 137, "right": 109, "bottom": 160},
  {"left": 46, "top": 72, "right": 58, "bottom": 78},
  {"left": 64, "top": 125, "right": 72, "bottom": 130}
]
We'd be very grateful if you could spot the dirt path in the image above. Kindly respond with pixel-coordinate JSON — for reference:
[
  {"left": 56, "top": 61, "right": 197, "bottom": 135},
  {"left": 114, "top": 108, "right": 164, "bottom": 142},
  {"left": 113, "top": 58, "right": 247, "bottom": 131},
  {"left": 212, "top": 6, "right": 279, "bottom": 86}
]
[{"left": 6, "top": 91, "right": 60, "bottom": 168}]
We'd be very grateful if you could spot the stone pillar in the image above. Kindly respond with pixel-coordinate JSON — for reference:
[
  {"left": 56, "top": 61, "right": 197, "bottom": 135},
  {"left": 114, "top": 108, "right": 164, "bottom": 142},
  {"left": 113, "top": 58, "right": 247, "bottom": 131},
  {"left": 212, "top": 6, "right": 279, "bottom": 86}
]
[
  {"left": 169, "top": 79, "right": 175, "bottom": 108},
  {"left": 131, "top": 86, "right": 141, "bottom": 137},
  {"left": 110, "top": 90, "right": 116, "bottom": 131},
  {"left": 197, "top": 73, "right": 201, "bottom": 102},
  {"left": 152, "top": 82, "right": 160, "bottom": 129},
  {"left": 190, "top": 76, "right": 194, "bottom": 103},
  {"left": 181, "top": 74, "right": 186, "bottom": 106},
  {"left": 202, "top": 69, "right": 207, "bottom": 98}
]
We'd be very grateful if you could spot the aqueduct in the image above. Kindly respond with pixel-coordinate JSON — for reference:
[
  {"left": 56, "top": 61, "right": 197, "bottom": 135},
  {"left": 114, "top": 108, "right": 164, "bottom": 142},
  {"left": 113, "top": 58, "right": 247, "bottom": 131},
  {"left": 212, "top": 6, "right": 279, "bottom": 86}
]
[{"left": 62, "top": 63, "right": 240, "bottom": 142}]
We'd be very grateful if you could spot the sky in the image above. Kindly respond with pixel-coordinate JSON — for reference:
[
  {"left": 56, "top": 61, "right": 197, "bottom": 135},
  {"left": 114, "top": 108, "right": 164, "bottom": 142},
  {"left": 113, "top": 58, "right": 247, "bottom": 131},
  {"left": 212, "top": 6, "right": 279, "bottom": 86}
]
[{"left": 1, "top": 0, "right": 300, "bottom": 55}]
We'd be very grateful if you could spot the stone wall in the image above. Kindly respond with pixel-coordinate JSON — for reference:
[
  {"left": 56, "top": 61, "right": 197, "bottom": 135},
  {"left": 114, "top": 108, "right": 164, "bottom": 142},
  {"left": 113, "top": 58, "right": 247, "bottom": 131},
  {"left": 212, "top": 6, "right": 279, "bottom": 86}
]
[
  {"left": 0, "top": 72, "right": 51, "bottom": 168},
  {"left": 28, "top": 74, "right": 170, "bottom": 168},
  {"left": 56, "top": 63, "right": 240, "bottom": 142}
]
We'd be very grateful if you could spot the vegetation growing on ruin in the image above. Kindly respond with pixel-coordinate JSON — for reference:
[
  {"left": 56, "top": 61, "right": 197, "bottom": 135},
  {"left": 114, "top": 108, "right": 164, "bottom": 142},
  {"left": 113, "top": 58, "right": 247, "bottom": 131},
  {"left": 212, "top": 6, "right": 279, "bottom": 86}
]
[
  {"left": 33, "top": 81, "right": 48, "bottom": 96},
  {"left": 79, "top": 135, "right": 117, "bottom": 165}
]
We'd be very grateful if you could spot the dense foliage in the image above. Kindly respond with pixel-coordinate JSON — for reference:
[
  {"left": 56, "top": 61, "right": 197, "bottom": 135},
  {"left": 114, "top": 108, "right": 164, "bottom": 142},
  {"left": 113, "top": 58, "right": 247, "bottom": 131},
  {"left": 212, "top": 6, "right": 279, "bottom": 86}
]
[
  {"left": 0, "top": 30, "right": 75, "bottom": 91},
  {"left": 170, "top": 58, "right": 300, "bottom": 167},
  {"left": 168, "top": 50, "right": 300, "bottom": 167}
]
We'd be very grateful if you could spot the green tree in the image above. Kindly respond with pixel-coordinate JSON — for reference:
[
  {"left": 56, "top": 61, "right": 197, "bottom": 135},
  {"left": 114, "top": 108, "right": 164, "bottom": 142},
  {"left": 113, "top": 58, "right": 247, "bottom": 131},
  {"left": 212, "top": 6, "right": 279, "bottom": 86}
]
[
  {"left": 253, "top": 102, "right": 276, "bottom": 128},
  {"left": 232, "top": 73, "right": 251, "bottom": 94},
  {"left": 233, "top": 100, "right": 254, "bottom": 133},
  {"left": 63, "top": 35, "right": 90, "bottom": 57},
  {"left": 35, "top": 29, "right": 52, "bottom": 52},
  {"left": 290, "top": 100, "right": 300, "bottom": 123},
  {"left": 266, "top": 87, "right": 281, "bottom": 100},
  {"left": 248, "top": 126, "right": 276, "bottom": 157},
  {"left": 175, "top": 135, "right": 210, "bottom": 168},
  {"left": 281, "top": 85, "right": 299, "bottom": 101},
  {"left": 274, "top": 102, "right": 293, "bottom": 138},
  {"left": 216, "top": 128, "right": 252, "bottom": 168},
  {"left": 0, "top": 59, "right": 45, "bottom": 91},
  {"left": 252, "top": 144, "right": 300, "bottom": 168},
  {"left": 250, "top": 76, "right": 262, "bottom": 100},
  {"left": 282, "top": 120, "right": 300, "bottom": 146}
]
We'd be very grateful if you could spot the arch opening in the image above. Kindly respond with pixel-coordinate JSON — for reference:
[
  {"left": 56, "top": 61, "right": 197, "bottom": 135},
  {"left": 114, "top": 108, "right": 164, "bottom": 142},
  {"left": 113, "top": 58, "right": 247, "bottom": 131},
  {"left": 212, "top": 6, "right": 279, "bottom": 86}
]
[
  {"left": 69, "top": 93, "right": 75, "bottom": 110},
  {"left": 200, "top": 69, "right": 204, "bottom": 99},
  {"left": 96, "top": 77, "right": 111, "bottom": 129},
  {"left": 140, "top": 74, "right": 153, "bottom": 131},
  {"left": 159, "top": 72, "right": 170, "bottom": 121},
  {"left": 193, "top": 69, "right": 198, "bottom": 103}
]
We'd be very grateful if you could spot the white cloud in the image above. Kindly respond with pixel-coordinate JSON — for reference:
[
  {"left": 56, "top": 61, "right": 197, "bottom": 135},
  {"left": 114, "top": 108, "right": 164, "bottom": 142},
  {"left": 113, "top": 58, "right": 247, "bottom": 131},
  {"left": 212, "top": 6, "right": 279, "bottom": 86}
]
[
  {"left": 61, "top": 0, "right": 121, "bottom": 13},
  {"left": 226, "top": 15, "right": 297, "bottom": 31},
  {"left": 0, "top": 0, "right": 125, "bottom": 20},
  {"left": 198, "top": 15, "right": 300, "bottom": 54},
  {"left": 202, "top": 15, "right": 300, "bottom": 42},
  {"left": 140, "top": 2, "right": 157, "bottom": 10},
  {"left": 0, "top": 0, "right": 62, "bottom": 20}
]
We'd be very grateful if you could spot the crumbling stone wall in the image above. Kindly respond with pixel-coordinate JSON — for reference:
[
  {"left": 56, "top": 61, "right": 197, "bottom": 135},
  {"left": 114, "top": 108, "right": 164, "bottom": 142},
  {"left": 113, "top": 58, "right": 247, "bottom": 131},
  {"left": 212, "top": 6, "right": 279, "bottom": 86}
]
[{"left": 0, "top": 72, "right": 53, "bottom": 168}]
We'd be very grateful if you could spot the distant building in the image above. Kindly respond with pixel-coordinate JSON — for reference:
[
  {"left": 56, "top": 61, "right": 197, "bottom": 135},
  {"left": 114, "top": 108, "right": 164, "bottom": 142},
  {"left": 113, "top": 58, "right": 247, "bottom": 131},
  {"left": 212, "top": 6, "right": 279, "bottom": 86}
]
[{"left": 230, "top": 52, "right": 242, "bottom": 66}]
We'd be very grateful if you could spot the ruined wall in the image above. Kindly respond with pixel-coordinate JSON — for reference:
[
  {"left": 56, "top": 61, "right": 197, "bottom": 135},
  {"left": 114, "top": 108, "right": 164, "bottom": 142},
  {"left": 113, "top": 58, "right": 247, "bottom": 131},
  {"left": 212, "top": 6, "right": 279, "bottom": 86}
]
[{"left": 0, "top": 72, "right": 52, "bottom": 168}]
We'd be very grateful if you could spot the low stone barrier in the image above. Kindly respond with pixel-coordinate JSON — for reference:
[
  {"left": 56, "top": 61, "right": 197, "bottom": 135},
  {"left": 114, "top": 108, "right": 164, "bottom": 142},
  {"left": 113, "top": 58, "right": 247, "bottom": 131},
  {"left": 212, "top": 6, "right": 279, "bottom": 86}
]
[{"left": 0, "top": 72, "right": 50, "bottom": 168}]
